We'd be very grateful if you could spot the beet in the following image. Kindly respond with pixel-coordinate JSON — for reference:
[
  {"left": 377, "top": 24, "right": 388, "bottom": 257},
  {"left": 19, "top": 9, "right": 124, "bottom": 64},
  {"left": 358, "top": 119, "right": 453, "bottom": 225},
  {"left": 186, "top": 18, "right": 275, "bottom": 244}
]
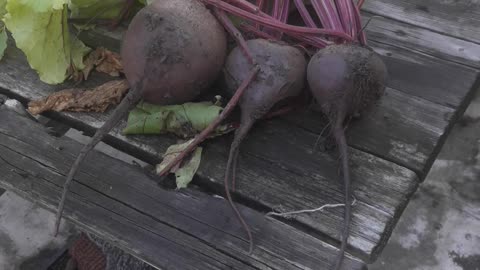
[
  {"left": 224, "top": 39, "right": 307, "bottom": 252},
  {"left": 307, "top": 43, "right": 387, "bottom": 270},
  {"left": 54, "top": 0, "right": 227, "bottom": 234},
  {"left": 122, "top": 0, "right": 227, "bottom": 104}
]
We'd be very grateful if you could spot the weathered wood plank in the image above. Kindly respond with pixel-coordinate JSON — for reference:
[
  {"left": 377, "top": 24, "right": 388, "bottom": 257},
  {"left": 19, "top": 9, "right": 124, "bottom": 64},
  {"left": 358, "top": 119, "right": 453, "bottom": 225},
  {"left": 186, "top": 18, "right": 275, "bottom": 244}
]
[
  {"left": 284, "top": 86, "right": 454, "bottom": 177},
  {"left": 0, "top": 108, "right": 366, "bottom": 270},
  {"left": 203, "top": 119, "right": 419, "bottom": 260},
  {"left": 362, "top": 12, "right": 480, "bottom": 69},
  {"left": 370, "top": 40, "right": 477, "bottom": 108},
  {"left": 363, "top": 0, "right": 480, "bottom": 44},
  {"left": 0, "top": 43, "right": 420, "bottom": 260}
]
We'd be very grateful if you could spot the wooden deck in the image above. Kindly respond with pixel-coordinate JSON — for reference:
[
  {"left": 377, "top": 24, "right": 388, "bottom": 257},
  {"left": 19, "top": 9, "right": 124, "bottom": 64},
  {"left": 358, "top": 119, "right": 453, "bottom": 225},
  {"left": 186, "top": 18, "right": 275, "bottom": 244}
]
[{"left": 0, "top": 1, "right": 479, "bottom": 269}]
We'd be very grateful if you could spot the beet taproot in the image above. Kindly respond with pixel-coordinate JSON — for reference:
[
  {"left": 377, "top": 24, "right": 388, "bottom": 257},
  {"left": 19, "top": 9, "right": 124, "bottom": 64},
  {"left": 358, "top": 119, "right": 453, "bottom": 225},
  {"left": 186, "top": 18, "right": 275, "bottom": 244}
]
[
  {"left": 224, "top": 39, "right": 307, "bottom": 252},
  {"left": 54, "top": 0, "right": 227, "bottom": 234},
  {"left": 307, "top": 43, "right": 387, "bottom": 270}
]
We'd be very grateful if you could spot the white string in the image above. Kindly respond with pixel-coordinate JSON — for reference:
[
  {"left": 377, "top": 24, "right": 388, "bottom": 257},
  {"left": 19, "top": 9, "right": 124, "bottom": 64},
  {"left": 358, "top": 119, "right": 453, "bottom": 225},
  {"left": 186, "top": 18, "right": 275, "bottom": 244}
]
[{"left": 266, "top": 197, "right": 357, "bottom": 218}]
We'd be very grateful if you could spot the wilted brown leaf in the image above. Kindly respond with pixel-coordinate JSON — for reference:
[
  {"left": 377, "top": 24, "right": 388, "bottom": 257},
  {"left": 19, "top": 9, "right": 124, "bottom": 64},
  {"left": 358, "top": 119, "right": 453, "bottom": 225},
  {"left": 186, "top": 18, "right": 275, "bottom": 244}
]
[
  {"left": 28, "top": 79, "right": 129, "bottom": 115},
  {"left": 82, "top": 47, "right": 123, "bottom": 80}
]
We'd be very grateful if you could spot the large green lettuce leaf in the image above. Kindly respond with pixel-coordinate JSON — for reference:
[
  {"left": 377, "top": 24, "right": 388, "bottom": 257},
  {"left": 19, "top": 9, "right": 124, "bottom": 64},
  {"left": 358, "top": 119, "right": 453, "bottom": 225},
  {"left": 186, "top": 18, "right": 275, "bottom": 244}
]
[
  {"left": 0, "top": 26, "right": 6, "bottom": 60},
  {"left": 68, "top": 0, "right": 124, "bottom": 19},
  {"left": 0, "top": 0, "right": 7, "bottom": 60},
  {"left": 3, "top": 0, "right": 90, "bottom": 84}
]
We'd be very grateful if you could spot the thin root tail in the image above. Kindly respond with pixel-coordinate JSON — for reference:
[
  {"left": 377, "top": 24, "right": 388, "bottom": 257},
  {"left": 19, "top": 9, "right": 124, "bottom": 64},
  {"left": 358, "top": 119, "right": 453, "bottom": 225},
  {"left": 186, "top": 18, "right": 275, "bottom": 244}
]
[
  {"left": 53, "top": 86, "right": 142, "bottom": 236},
  {"left": 332, "top": 122, "right": 352, "bottom": 270},
  {"left": 224, "top": 121, "right": 255, "bottom": 253}
]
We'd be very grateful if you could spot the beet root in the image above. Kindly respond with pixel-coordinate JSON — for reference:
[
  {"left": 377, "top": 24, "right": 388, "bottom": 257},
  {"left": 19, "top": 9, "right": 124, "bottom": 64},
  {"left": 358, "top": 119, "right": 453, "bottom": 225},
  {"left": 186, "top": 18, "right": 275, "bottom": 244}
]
[
  {"left": 224, "top": 39, "right": 307, "bottom": 252},
  {"left": 54, "top": 0, "right": 227, "bottom": 235},
  {"left": 122, "top": 0, "right": 227, "bottom": 104},
  {"left": 307, "top": 44, "right": 387, "bottom": 270}
]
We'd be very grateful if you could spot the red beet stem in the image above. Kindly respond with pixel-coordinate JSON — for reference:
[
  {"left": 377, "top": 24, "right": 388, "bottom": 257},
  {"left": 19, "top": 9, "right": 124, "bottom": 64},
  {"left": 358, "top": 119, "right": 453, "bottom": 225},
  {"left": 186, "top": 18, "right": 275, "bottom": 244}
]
[
  {"left": 54, "top": 85, "right": 143, "bottom": 236},
  {"left": 358, "top": 0, "right": 365, "bottom": 8},
  {"left": 353, "top": 2, "right": 367, "bottom": 44},
  {"left": 202, "top": 0, "right": 353, "bottom": 41},
  {"left": 293, "top": 0, "right": 318, "bottom": 27},
  {"left": 224, "top": 0, "right": 261, "bottom": 13},
  {"left": 332, "top": 120, "right": 352, "bottom": 270},
  {"left": 273, "top": 0, "right": 281, "bottom": 19},
  {"left": 280, "top": 0, "right": 291, "bottom": 23},
  {"left": 256, "top": 0, "right": 265, "bottom": 29},
  {"left": 336, "top": 0, "right": 355, "bottom": 37},
  {"left": 215, "top": 9, "right": 256, "bottom": 65},
  {"left": 312, "top": 0, "right": 342, "bottom": 31},
  {"left": 256, "top": 0, "right": 265, "bottom": 11},
  {"left": 346, "top": 0, "right": 358, "bottom": 37},
  {"left": 242, "top": 20, "right": 329, "bottom": 47},
  {"left": 270, "top": 0, "right": 283, "bottom": 38},
  {"left": 157, "top": 66, "right": 260, "bottom": 176},
  {"left": 240, "top": 24, "right": 277, "bottom": 40},
  {"left": 310, "top": 0, "right": 332, "bottom": 29}
]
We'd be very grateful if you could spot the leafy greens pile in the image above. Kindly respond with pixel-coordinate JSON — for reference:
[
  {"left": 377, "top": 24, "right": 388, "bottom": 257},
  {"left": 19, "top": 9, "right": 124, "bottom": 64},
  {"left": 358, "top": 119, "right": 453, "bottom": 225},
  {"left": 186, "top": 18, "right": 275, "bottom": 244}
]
[{"left": 0, "top": 0, "right": 142, "bottom": 84}]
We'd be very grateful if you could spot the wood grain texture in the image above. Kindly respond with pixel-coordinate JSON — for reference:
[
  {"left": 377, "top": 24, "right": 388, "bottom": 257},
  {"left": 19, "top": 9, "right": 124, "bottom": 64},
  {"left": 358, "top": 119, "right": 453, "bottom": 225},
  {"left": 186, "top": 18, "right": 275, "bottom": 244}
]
[
  {"left": 0, "top": 109, "right": 367, "bottom": 270},
  {"left": 362, "top": 12, "right": 480, "bottom": 69},
  {"left": 370, "top": 40, "right": 477, "bottom": 108},
  {"left": 0, "top": 43, "right": 419, "bottom": 261},
  {"left": 363, "top": 0, "right": 480, "bottom": 44},
  {"left": 285, "top": 87, "right": 454, "bottom": 177}
]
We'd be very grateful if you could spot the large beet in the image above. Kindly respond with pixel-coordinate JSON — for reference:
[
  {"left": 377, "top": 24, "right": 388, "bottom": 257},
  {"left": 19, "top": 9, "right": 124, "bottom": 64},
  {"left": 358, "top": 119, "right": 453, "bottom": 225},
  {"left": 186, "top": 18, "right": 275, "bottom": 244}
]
[{"left": 122, "top": 0, "right": 227, "bottom": 104}]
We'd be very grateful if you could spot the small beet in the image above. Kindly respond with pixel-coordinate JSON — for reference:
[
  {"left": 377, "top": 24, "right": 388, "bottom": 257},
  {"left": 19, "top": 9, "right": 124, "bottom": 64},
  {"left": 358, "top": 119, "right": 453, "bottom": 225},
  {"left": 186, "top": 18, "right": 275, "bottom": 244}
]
[
  {"left": 224, "top": 39, "right": 307, "bottom": 252},
  {"left": 54, "top": 0, "right": 227, "bottom": 235},
  {"left": 307, "top": 43, "right": 387, "bottom": 270}
]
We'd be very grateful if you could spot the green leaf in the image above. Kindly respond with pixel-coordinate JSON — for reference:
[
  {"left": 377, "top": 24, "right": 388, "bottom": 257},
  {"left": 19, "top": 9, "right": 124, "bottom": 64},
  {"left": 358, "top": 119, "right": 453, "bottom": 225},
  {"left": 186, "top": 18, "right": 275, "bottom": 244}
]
[
  {"left": 68, "top": 0, "right": 125, "bottom": 19},
  {"left": 0, "top": 25, "right": 6, "bottom": 60},
  {"left": 156, "top": 140, "right": 203, "bottom": 189},
  {"left": 16, "top": 0, "right": 65, "bottom": 13},
  {"left": 137, "top": 0, "right": 154, "bottom": 5},
  {"left": 3, "top": 0, "right": 91, "bottom": 84},
  {"left": 70, "top": 35, "right": 90, "bottom": 70},
  {"left": 123, "top": 101, "right": 226, "bottom": 138},
  {"left": 0, "top": 0, "right": 7, "bottom": 17},
  {"left": 175, "top": 147, "right": 202, "bottom": 189},
  {"left": 0, "top": 0, "right": 8, "bottom": 61}
]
